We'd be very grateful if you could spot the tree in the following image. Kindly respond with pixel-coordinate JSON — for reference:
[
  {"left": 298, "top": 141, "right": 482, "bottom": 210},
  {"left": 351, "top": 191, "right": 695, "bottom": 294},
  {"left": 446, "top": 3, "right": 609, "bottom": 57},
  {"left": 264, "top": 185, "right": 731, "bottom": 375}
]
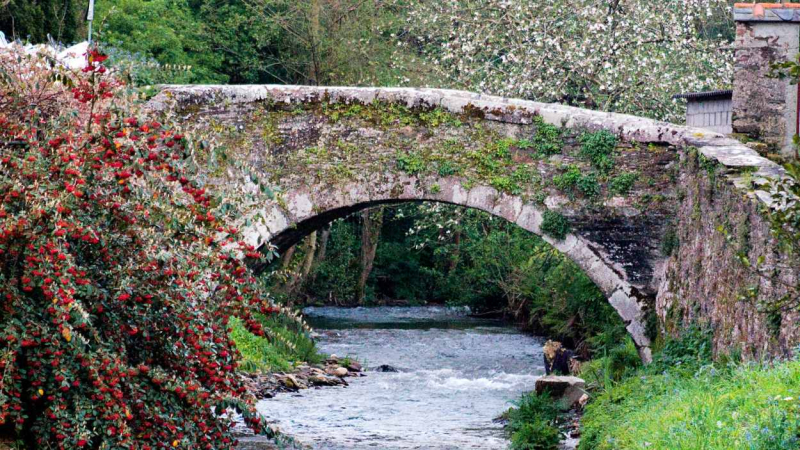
[
  {"left": 397, "top": 0, "right": 734, "bottom": 121},
  {"left": 356, "top": 207, "right": 384, "bottom": 304},
  {"left": 0, "top": 0, "right": 86, "bottom": 43},
  {"left": 95, "top": 0, "right": 228, "bottom": 83},
  {"left": 243, "top": 0, "right": 406, "bottom": 85}
]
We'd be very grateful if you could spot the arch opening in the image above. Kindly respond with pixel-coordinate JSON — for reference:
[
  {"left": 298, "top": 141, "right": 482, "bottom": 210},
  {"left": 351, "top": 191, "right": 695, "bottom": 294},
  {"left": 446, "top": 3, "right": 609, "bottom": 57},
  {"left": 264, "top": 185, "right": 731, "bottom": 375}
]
[{"left": 259, "top": 195, "right": 655, "bottom": 362}]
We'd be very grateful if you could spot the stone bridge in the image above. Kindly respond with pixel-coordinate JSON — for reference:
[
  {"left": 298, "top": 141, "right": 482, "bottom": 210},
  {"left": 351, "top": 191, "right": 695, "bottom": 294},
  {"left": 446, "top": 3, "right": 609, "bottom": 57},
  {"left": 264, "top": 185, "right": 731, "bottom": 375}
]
[{"left": 148, "top": 85, "right": 799, "bottom": 362}]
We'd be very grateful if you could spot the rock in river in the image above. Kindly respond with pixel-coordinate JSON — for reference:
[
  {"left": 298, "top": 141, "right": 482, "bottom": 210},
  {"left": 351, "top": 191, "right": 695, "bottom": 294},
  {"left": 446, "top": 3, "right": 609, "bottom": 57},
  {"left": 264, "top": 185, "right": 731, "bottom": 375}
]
[{"left": 535, "top": 375, "right": 586, "bottom": 408}]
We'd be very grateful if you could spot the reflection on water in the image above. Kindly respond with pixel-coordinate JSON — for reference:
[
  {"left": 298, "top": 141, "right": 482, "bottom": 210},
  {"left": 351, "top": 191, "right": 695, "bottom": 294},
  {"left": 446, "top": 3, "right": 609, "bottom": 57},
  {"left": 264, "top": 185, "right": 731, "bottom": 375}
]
[{"left": 256, "top": 306, "right": 545, "bottom": 450}]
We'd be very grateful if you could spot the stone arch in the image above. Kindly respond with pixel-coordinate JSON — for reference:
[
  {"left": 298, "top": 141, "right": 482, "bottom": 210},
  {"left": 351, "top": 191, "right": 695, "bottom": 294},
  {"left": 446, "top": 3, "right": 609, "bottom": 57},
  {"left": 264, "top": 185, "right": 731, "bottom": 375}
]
[
  {"left": 234, "top": 173, "right": 656, "bottom": 362},
  {"left": 147, "top": 85, "right": 799, "bottom": 362}
]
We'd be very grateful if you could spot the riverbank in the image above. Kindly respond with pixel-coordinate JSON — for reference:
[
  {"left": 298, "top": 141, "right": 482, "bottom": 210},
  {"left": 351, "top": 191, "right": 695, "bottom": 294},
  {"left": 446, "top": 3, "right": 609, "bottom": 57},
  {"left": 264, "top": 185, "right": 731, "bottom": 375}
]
[
  {"left": 233, "top": 356, "right": 364, "bottom": 450},
  {"left": 579, "top": 356, "right": 800, "bottom": 449},
  {"left": 507, "top": 328, "right": 800, "bottom": 450},
  {"left": 240, "top": 355, "right": 364, "bottom": 400}
]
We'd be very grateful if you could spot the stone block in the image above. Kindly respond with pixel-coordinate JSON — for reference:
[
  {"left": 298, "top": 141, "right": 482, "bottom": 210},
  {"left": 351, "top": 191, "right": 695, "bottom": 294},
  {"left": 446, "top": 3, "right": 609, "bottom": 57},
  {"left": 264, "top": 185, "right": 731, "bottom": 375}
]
[{"left": 535, "top": 375, "right": 586, "bottom": 407}]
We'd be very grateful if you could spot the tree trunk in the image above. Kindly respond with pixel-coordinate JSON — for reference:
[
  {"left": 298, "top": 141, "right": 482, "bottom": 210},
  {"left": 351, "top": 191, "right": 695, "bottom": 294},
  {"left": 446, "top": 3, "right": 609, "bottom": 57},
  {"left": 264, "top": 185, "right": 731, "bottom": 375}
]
[
  {"left": 449, "top": 229, "right": 461, "bottom": 273},
  {"left": 280, "top": 245, "right": 297, "bottom": 271},
  {"left": 300, "top": 231, "right": 317, "bottom": 279},
  {"left": 308, "top": 0, "right": 321, "bottom": 84},
  {"left": 309, "top": 224, "right": 331, "bottom": 283},
  {"left": 356, "top": 207, "right": 383, "bottom": 304},
  {"left": 279, "top": 232, "right": 316, "bottom": 305}
]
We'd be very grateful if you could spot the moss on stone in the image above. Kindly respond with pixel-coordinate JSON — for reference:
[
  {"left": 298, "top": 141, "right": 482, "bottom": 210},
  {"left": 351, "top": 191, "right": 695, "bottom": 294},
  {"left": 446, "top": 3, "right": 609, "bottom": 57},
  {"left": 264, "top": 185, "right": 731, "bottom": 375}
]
[{"left": 541, "top": 210, "right": 570, "bottom": 240}]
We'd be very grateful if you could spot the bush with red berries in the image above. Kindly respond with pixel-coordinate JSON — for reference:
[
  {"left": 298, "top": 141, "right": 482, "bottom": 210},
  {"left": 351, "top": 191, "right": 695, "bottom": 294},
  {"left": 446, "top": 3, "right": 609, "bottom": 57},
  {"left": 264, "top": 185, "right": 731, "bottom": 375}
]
[{"left": 0, "top": 46, "right": 287, "bottom": 448}]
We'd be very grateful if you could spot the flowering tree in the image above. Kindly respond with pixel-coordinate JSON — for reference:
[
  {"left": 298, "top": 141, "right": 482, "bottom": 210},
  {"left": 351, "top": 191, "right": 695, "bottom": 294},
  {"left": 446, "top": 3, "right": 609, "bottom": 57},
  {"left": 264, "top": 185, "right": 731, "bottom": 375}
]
[
  {"left": 397, "top": 0, "right": 733, "bottom": 121},
  {"left": 0, "top": 46, "right": 298, "bottom": 448}
]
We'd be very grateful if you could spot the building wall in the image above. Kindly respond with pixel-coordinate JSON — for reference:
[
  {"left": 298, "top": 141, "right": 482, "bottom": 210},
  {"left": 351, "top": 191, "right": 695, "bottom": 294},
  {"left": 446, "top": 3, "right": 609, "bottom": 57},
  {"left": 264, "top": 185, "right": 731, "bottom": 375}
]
[
  {"left": 686, "top": 98, "right": 732, "bottom": 134},
  {"left": 733, "top": 20, "right": 799, "bottom": 156}
]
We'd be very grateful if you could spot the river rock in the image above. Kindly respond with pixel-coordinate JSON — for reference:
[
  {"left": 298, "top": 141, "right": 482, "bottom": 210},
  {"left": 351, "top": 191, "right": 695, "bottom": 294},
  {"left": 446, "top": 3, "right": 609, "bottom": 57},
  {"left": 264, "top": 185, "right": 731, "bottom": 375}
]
[
  {"left": 346, "top": 361, "right": 362, "bottom": 372},
  {"left": 280, "top": 374, "right": 306, "bottom": 390},
  {"left": 373, "top": 364, "right": 398, "bottom": 372},
  {"left": 333, "top": 367, "right": 348, "bottom": 377},
  {"left": 309, "top": 374, "right": 341, "bottom": 386},
  {"left": 535, "top": 375, "right": 586, "bottom": 407}
]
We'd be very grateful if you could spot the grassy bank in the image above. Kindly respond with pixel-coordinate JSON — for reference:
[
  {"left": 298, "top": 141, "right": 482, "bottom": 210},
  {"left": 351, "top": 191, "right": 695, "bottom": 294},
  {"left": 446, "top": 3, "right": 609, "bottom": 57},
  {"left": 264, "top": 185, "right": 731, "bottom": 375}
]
[
  {"left": 231, "top": 314, "right": 323, "bottom": 373},
  {"left": 506, "top": 329, "right": 800, "bottom": 450},
  {"left": 505, "top": 392, "right": 563, "bottom": 450},
  {"left": 579, "top": 357, "right": 800, "bottom": 450}
]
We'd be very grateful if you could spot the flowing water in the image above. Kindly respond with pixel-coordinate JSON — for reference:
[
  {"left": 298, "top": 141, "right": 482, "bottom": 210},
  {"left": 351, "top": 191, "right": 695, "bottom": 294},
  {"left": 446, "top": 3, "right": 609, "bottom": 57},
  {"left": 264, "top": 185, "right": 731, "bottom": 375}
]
[{"left": 255, "top": 306, "right": 546, "bottom": 450}]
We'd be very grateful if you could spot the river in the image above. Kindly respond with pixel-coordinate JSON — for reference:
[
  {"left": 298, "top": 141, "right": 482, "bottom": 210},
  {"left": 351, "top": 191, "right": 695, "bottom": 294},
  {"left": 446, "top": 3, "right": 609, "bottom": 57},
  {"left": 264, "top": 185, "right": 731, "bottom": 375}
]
[{"left": 255, "top": 306, "right": 546, "bottom": 449}]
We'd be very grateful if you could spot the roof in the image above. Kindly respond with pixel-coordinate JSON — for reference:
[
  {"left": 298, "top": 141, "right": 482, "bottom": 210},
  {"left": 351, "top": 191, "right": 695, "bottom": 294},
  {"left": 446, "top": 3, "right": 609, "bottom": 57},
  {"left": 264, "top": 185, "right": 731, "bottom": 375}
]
[
  {"left": 734, "top": 3, "right": 800, "bottom": 22},
  {"left": 672, "top": 90, "right": 733, "bottom": 101}
]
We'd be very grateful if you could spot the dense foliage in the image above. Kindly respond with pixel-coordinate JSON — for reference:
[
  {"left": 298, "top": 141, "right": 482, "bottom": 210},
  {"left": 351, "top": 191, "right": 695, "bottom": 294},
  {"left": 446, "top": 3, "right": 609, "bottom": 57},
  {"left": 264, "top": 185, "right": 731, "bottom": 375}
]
[
  {"left": 231, "top": 313, "right": 321, "bottom": 373},
  {"left": 283, "top": 203, "right": 626, "bottom": 356},
  {"left": 3, "top": 0, "right": 735, "bottom": 121},
  {"left": 505, "top": 392, "right": 562, "bottom": 450},
  {"left": 96, "top": 0, "right": 228, "bottom": 84},
  {"left": 0, "top": 46, "right": 310, "bottom": 448},
  {"left": 578, "top": 330, "right": 800, "bottom": 450},
  {"left": 399, "top": 0, "right": 734, "bottom": 121},
  {"left": 0, "top": 0, "right": 86, "bottom": 43},
  {"left": 91, "top": 0, "right": 406, "bottom": 85}
]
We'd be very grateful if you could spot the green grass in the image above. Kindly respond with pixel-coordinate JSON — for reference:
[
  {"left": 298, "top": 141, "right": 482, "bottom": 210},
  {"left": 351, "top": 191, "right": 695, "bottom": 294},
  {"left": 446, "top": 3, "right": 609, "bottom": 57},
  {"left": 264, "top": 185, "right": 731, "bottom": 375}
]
[
  {"left": 505, "top": 392, "right": 562, "bottom": 450},
  {"left": 578, "top": 330, "right": 800, "bottom": 450},
  {"left": 230, "top": 314, "right": 323, "bottom": 373},
  {"left": 579, "top": 360, "right": 800, "bottom": 450}
]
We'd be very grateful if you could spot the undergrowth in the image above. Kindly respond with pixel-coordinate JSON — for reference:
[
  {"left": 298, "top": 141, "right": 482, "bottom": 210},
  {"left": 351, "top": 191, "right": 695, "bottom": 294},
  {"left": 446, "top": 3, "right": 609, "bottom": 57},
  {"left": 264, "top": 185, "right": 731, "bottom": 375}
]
[
  {"left": 505, "top": 392, "right": 562, "bottom": 450},
  {"left": 231, "top": 314, "right": 323, "bottom": 373},
  {"left": 578, "top": 328, "right": 800, "bottom": 450}
]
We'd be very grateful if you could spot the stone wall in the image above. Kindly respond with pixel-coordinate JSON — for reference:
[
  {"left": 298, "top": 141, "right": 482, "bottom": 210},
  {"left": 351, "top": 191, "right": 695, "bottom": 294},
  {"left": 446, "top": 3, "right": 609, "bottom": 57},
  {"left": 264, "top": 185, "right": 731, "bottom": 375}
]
[
  {"left": 732, "top": 6, "right": 800, "bottom": 157},
  {"left": 657, "top": 150, "right": 799, "bottom": 359}
]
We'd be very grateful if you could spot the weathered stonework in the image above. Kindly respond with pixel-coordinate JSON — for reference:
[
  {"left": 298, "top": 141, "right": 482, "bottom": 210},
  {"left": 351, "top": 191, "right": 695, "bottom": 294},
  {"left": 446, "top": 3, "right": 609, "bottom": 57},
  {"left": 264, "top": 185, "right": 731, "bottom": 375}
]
[
  {"left": 147, "top": 85, "right": 796, "bottom": 362},
  {"left": 733, "top": 3, "right": 800, "bottom": 157},
  {"left": 657, "top": 150, "right": 800, "bottom": 359}
]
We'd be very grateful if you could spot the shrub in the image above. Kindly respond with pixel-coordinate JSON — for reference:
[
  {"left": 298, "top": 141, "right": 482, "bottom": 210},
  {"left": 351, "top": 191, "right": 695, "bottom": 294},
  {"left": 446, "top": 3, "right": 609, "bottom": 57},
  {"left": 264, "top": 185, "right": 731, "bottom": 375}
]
[
  {"left": 553, "top": 165, "right": 599, "bottom": 198},
  {"left": 578, "top": 338, "right": 642, "bottom": 390},
  {"left": 576, "top": 172, "right": 600, "bottom": 198},
  {"left": 506, "top": 392, "right": 561, "bottom": 450},
  {"left": 510, "top": 421, "right": 561, "bottom": 450},
  {"left": 541, "top": 211, "right": 570, "bottom": 240},
  {"left": 0, "top": 46, "right": 305, "bottom": 448},
  {"left": 553, "top": 165, "right": 581, "bottom": 191},
  {"left": 579, "top": 130, "right": 617, "bottom": 174},
  {"left": 609, "top": 172, "right": 638, "bottom": 195},
  {"left": 491, "top": 176, "right": 521, "bottom": 195},
  {"left": 437, "top": 160, "right": 458, "bottom": 176},
  {"left": 396, "top": 151, "right": 426, "bottom": 174},
  {"left": 531, "top": 116, "right": 563, "bottom": 157}
]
